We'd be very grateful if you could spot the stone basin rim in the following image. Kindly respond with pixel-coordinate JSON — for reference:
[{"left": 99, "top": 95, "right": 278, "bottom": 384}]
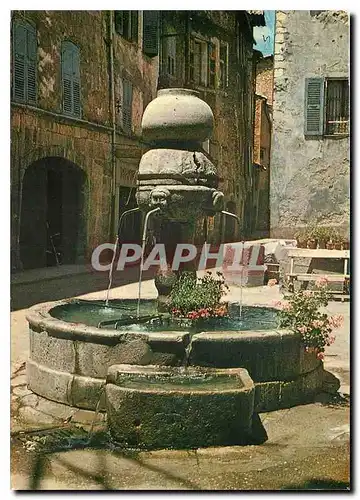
[
  {"left": 106, "top": 364, "right": 254, "bottom": 394},
  {"left": 26, "top": 298, "right": 290, "bottom": 343}
]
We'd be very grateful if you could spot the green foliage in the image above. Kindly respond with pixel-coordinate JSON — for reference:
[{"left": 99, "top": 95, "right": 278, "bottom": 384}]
[
  {"left": 169, "top": 271, "right": 229, "bottom": 319},
  {"left": 277, "top": 277, "right": 343, "bottom": 357}
]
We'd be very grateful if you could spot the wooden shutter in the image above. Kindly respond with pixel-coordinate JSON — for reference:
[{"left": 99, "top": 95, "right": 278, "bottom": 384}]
[
  {"left": 115, "top": 11, "right": 124, "bottom": 35},
  {"left": 13, "top": 21, "right": 37, "bottom": 103},
  {"left": 122, "top": 79, "right": 133, "bottom": 133},
  {"left": 131, "top": 11, "right": 139, "bottom": 41},
  {"left": 143, "top": 11, "right": 159, "bottom": 56},
  {"left": 62, "top": 41, "right": 81, "bottom": 117},
  {"left": 13, "top": 23, "right": 27, "bottom": 102},
  {"left": 304, "top": 77, "right": 324, "bottom": 136},
  {"left": 26, "top": 26, "right": 37, "bottom": 103}
]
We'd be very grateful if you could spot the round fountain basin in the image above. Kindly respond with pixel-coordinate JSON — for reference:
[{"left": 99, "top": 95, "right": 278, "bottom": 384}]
[{"left": 26, "top": 298, "right": 324, "bottom": 413}]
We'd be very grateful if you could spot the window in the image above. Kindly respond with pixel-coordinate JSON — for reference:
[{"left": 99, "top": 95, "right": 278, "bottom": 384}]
[
  {"left": 304, "top": 77, "right": 349, "bottom": 136},
  {"left": 61, "top": 41, "right": 81, "bottom": 117},
  {"left": 190, "top": 38, "right": 209, "bottom": 86},
  {"left": 143, "top": 11, "right": 159, "bottom": 57},
  {"left": 121, "top": 78, "right": 133, "bottom": 134},
  {"left": 219, "top": 42, "right": 228, "bottom": 88},
  {"left": 115, "top": 11, "right": 138, "bottom": 42},
  {"left": 162, "top": 35, "right": 176, "bottom": 76},
  {"left": 208, "top": 42, "right": 216, "bottom": 88},
  {"left": 12, "top": 20, "right": 37, "bottom": 104},
  {"left": 325, "top": 79, "right": 349, "bottom": 135}
]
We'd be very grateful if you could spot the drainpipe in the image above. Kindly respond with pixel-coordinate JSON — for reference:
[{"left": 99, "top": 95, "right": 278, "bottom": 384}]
[{"left": 109, "top": 11, "right": 117, "bottom": 239}]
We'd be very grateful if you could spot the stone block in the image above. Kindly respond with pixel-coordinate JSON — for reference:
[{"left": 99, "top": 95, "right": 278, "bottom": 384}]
[
  {"left": 190, "top": 331, "right": 301, "bottom": 382},
  {"left": 27, "top": 359, "right": 73, "bottom": 405},
  {"left": 76, "top": 339, "right": 153, "bottom": 378},
  {"left": 30, "top": 328, "right": 76, "bottom": 373},
  {"left": 254, "top": 381, "right": 281, "bottom": 412},
  {"left": 70, "top": 374, "right": 106, "bottom": 411}
]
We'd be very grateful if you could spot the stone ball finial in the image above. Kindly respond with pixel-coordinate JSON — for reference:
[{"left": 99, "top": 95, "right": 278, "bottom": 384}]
[{"left": 141, "top": 88, "right": 214, "bottom": 143}]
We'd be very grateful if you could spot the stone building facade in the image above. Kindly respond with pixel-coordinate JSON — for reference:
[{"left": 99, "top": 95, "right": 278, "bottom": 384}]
[
  {"left": 11, "top": 10, "right": 263, "bottom": 270},
  {"left": 270, "top": 11, "right": 350, "bottom": 238},
  {"left": 11, "top": 11, "right": 159, "bottom": 270},
  {"left": 158, "top": 11, "right": 265, "bottom": 241},
  {"left": 253, "top": 54, "right": 273, "bottom": 237}
]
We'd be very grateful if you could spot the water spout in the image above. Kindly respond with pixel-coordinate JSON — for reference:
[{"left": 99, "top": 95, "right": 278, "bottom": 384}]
[
  {"left": 137, "top": 207, "right": 161, "bottom": 318},
  {"left": 105, "top": 207, "right": 140, "bottom": 306},
  {"left": 220, "top": 211, "right": 246, "bottom": 318},
  {"left": 221, "top": 210, "right": 241, "bottom": 240}
]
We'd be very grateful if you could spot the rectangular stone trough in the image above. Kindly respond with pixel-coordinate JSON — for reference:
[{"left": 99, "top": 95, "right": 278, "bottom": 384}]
[{"left": 106, "top": 364, "right": 255, "bottom": 450}]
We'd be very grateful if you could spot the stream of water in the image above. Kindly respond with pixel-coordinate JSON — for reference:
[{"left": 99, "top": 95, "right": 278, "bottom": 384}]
[{"left": 137, "top": 207, "right": 160, "bottom": 318}]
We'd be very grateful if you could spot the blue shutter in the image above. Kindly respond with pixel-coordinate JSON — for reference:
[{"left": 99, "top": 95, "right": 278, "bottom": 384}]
[
  {"left": 62, "top": 41, "right": 81, "bottom": 117},
  {"left": 304, "top": 77, "right": 325, "bottom": 136},
  {"left": 122, "top": 79, "right": 133, "bottom": 133},
  {"left": 143, "top": 11, "right": 159, "bottom": 56},
  {"left": 13, "top": 22, "right": 27, "bottom": 102}
]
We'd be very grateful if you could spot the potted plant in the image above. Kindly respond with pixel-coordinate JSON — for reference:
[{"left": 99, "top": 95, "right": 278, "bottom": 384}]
[
  {"left": 325, "top": 228, "right": 335, "bottom": 250},
  {"left": 169, "top": 271, "right": 230, "bottom": 325},
  {"left": 275, "top": 276, "right": 343, "bottom": 359},
  {"left": 313, "top": 226, "right": 331, "bottom": 249},
  {"left": 332, "top": 230, "right": 343, "bottom": 250},
  {"left": 295, "top": 228, "right": 308, "bottom": 248},
  {"left": 342, "top": 236, "right": 350, "bottom": 250},
  {"left": 306, "top": 224, "right": 318, "bottom": 249}
]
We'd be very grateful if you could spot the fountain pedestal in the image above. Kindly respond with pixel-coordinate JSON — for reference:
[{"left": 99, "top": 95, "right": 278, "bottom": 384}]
[{"left": 136, "top": 89, "right": 224, "bottom": 310}]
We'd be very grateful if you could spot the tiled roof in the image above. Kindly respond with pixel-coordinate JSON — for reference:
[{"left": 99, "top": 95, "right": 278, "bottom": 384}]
[{"left": 247, "top": 10, "right": 266, "bottom": 26}]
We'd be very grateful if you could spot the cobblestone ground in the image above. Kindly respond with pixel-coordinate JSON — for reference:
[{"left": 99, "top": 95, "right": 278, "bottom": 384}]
[{"left": 10, "top": 272, "right": 350, "bottom": 490}]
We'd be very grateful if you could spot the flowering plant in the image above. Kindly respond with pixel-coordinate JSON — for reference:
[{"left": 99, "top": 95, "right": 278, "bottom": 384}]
[
  {"left": 169, "top": 271, "right": 229, "bottom": 320},
  {"left": 273, "top": 276, "right": 343, "bottom": 359}
]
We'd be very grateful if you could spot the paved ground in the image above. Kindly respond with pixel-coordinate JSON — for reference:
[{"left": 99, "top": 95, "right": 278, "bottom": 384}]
[{"left": 10, "top": 265, "right": 351, "bottom": 490}]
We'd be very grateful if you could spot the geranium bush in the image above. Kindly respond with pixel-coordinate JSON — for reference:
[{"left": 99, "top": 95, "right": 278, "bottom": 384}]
[
  {"left": 272, "top": 276, "right": 343, "bottom": 359},
  {"left": 169, "top": 271, "right": 229, "bottom": 320}
]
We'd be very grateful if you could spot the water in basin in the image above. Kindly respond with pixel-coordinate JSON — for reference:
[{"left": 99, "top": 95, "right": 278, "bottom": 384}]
[{"left": 50, "top": 300, "right": 278, "bottom": 332}]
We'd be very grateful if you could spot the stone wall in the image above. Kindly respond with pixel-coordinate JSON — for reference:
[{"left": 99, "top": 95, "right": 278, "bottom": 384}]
[
  {"left": 270, "top": 11, "right": 350, "bottom": 238},
  {"left": 255, "top": 55, "right": 274, "bottom": 105},
  {"left": 158, "top": 11, "right": 258, "bottom": 240},
  {"left": 10, "top": 11, "right": 159, "bottom": 270}
]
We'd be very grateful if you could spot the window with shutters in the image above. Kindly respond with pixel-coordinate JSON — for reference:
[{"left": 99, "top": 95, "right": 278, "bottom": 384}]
[
  {"left": 304, "top": 77, "right": 349, "bottom": 137},
  {"left": 114, "top": 11, "right": 138, "bottom": 43},
  {"left": 12, "top": 20, "right": 37, "bottom": 104},
  {"left": 143, "top": 11, "right": 159, "bottom": 57},
  {"left": 121, "top": 79, "right": 133, "bottom": 134},
  {"left": 61, "top": 41, "right": 81, "bottom": 117}
]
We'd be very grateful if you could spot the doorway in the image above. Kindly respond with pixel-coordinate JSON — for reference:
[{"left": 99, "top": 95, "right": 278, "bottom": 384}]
[{"left": 20, "top": 157, "right": 86, "bottom": 269}]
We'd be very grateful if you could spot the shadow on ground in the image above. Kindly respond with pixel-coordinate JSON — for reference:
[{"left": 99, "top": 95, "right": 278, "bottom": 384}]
[{"left": 11, "top": 267, "right": 156, "bottom": 311}]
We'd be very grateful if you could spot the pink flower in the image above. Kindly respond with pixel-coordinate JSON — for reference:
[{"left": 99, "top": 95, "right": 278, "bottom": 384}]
[
  {"left": 298, "top": 325, "right": 308, "bottom": 334},
  {"left": 303, "top": 291, "right": 313, "bottom": 297},
  {"left": 272, "top": 300, "right": 283, "bottom": 309},
  {"left": 280, "top": 301, "right": 291, "bottom": 311},
  {"left": 312, "top": 319, "right": 324, "bottom": 329},
  {"left": 329, "top": 336, "right": 336, "bottom": 345},
  {"left": 317, "top": 352, "right": 325, "bottom": 360},
  {"left": 315, "top": 276, "right": 329, "bottom": 288},
  {"left": 268, "top": 278, "right": 277, "bottom": 287},
  {"left": 329, "top": 314, "right": 344, "bottom": 329}
]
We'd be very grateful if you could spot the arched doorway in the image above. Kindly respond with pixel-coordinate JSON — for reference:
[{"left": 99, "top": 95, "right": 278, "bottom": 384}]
[{"left": 20, "top": 157, "right": 87, "bottom": 270}]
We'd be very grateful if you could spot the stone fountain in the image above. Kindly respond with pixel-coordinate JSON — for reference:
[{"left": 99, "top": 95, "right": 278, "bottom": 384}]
[{"left": 25, "top": 89, "right": 326, "bottom": 450}]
